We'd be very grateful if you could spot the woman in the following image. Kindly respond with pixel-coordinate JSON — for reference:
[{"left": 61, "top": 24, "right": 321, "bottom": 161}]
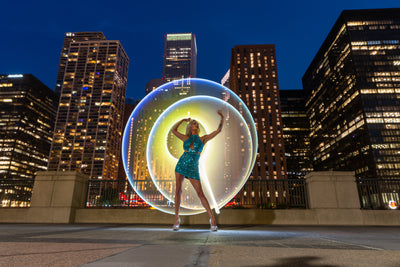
[{"left": 171, "top": 110, "right": 224, "bottom": 231}]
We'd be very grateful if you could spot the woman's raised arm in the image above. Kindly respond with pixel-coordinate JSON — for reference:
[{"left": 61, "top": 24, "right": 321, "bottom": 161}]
[
  {"left": 202, "top": 110, "right": 224, "bottom": 145},
  {"left": 172, "top": 118, "right": 190, "bottom": 141}
]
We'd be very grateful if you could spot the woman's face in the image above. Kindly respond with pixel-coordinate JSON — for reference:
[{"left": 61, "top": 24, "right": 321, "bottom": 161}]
[{"left": 191, "top": 120, "right": 199, "bottom": 131}]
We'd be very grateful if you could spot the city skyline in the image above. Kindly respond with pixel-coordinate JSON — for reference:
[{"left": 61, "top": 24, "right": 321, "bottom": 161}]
[
  {"left": 1, "top": 5, "right": 399, "bottom": 215},
  {"left": 1, "top": 1, "right": 399, "bottom": 101}
]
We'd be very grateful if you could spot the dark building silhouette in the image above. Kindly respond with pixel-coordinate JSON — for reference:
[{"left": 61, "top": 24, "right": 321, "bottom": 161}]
[
  {"left": 0, "top": 74, "right": 58, "bottom": 180},
  {"left": 48, "top": 32, "right": 129, "bottom": 180},
  {"left": 280, "top": 90, "right": 313, "bottom": 179},
  {"left": 145, "top": 79, "right": 164, "bottom": 95},
  {"left": 303, "top": 8, "right": 400, "bottom": 179},
  {"left": 230, "top": 45, "right": 287, "bottom": 180}
]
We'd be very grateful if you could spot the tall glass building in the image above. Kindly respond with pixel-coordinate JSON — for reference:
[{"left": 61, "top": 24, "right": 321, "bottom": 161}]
[
  {"left": 230, "top": 45, "right": 287, "bottom": 180},
  {"left": 0, "top": 74, "right": 58, "bottom": 180},
  {"left": 145, "top": 33, "right": 197, "bottom": 96},
  {"left": 303, "top": 8, "right": 400, "bottom": 179},
  {"left": 162, "top": 33, "right": 197, "bottom": 83},
  {"left": 48, "top": 32, "right": 129, "bottom": 180},
  {"left": 280, "top": 90, "right": 313, "bottom": 179}
]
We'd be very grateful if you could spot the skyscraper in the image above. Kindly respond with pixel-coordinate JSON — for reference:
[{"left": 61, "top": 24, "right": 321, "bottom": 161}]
[
  {"left": 303, "top": 8, "right": 400, "bottom": 179},
  {"left": 0, "top": 74, "right": 58, "bottom": 180},
  {"left": 230, "top": 45, "right": 287, "bottom": 180},
  {"left": 54, "top": 32, "right": 106, "bottom": 96},
  {"left": 48, "top": 32, "right": 129, "bottom": 180},
  {"left": 280, "top": 90, "right": 313, "bottom": 179},
  {"left": 162, "top": 33, "right": 197, "bottom": 83},
  {"left": 144, "top": 33, "right": 197, "bottom": 96}
]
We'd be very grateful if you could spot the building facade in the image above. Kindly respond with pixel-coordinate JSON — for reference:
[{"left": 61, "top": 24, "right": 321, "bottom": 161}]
[
  {"left": 48, "top": 32, "right": 129, "bottom": 180},
  {"left": 303, "top": 8, "right": 400, "bottom": 179},
  {"left": 230, "top": 45, "right": 287, "bottom": 180},
  {"left": 162, "top": 33, "right": 197, "bottom": 83},
  {"left": 0, "top": 74, "right": 58, "bottom": 180},
  {"left": 54, "top": 32, "right": 106, "bottom": 96},
  {"left": 280, "top": 90, "right": 313, "bottom": 179}
]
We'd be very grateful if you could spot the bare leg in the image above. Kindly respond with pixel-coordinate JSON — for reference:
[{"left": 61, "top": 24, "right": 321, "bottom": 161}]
[
  {"left": 189, "top": 178, "right": 216, "bottom": 226},
  {"left": 174, "top": 172, "right": 184, "bottom": 225}
]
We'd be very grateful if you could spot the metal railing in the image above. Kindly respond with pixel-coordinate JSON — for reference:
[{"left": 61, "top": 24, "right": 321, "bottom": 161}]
[
  {"left": 85, "top": 179, "right": 150, "bottom": 208},
  {"left": 4, "top": 177, "right": 399, "bottom": 210},
  {"left": 356, "top": 178, "right": 400, "bottom": 209},
  {"left": 228, "top": 179, "right": 309, "bottom": 209},
  {"left": 85, "top": 179, "right": 309, "bottom": 209},
  {"left": 0, "top": 179, "right": 34, "bottom": 207}
]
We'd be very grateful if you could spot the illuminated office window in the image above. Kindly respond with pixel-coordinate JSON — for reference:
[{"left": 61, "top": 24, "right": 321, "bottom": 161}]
[{"left": 303, "top": 9, "right": 400, "bottom": 179}]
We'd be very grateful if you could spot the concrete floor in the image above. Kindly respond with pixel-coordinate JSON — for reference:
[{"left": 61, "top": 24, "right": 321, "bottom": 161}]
[{"left": 0, "top": 224, "right": 399, "bottom": 266}]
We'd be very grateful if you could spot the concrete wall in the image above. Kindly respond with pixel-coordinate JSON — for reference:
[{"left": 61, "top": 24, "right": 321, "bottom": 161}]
[
  {"left": 0, "top": 171, "right": 88, "bottom": 223},
  {"left": 74, "top": 208, "right": 400, "bottom": 226},
  {"left": 1, "top": 171, "right": 399, "bottom": 226},
  {"left": 306, "top": 171, "right": 361, "bottom": 209}
]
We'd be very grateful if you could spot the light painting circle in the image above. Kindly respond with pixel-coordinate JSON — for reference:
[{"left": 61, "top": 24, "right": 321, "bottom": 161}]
[
  {"left": 122, "top": 78, "right": 257, "bottom": 215},
  {"left": 147, "top": 96, "right": 253, "bottom": 212}
]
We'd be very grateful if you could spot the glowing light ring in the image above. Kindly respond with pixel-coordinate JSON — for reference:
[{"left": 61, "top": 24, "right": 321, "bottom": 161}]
[
  {"left": 146, "top": 96, "right": 253, "bottom": 214},
  {"left": 122, "top": 78, "right": 258, "bottom": 215}
]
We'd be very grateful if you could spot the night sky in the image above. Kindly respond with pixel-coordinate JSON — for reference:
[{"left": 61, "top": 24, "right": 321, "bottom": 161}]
[{"left": 1, "top": 1, "right": 399, "bottom": 101}]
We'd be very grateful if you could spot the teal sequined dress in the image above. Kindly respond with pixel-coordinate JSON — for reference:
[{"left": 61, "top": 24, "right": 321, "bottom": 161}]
[{"left": 175, "top": 134, "right": 204, "bottom": 181}]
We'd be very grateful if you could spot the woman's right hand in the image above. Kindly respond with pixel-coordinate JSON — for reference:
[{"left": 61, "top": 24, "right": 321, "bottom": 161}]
[{"left": 183, "top": 118, "right": 191, "bottom": 122}]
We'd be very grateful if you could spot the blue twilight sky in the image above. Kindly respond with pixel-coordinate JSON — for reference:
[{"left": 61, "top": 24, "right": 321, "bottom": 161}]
[{"left": 0, "top": 0, "right": 399, "bottom": 101}]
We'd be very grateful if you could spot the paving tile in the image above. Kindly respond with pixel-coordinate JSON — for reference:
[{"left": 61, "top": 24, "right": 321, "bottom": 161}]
[
  {"left": 0, "top": 242, "right": 138, "bottom": 267},
  {"left": 208, "top": 246, "right": 400, "bottom": 267},
  {"left": 0, "top": 224, "right": 399, "bottom": 266}
]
